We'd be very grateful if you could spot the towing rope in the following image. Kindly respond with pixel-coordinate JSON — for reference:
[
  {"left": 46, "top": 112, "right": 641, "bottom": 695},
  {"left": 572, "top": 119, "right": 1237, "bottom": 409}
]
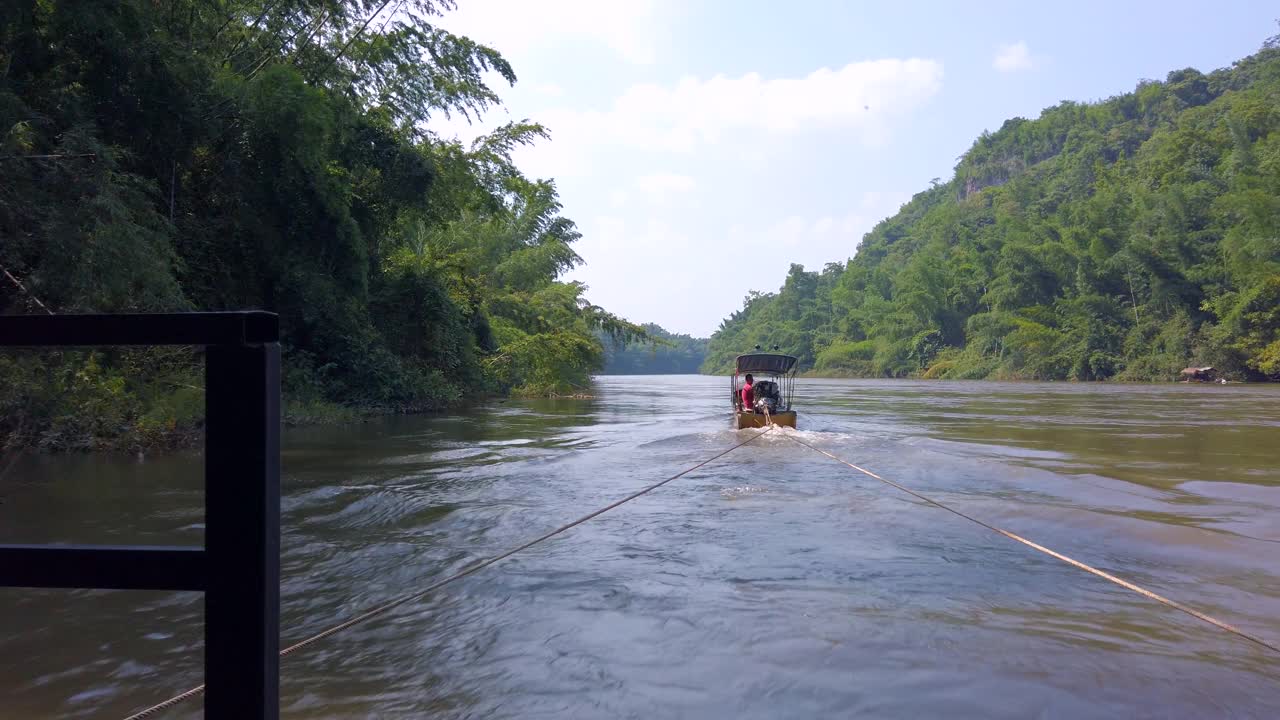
[
  {"left": 782, "top": 432, "right": 1280, "bottom": 655},
  {"left": 120, "top": 426, "right": 773, "bottom": 720}
]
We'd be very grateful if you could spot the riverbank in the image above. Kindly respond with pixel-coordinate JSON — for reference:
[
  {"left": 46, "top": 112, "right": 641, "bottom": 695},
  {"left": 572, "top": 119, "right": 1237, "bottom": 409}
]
[
  {"left": 0, "top": 396, "right": 458, "bottom": 455},
  {"left": 796, "top": 370, "right": 1263, "bottom": 382},
  {"left": 8, "top": 368, "right": 1262, "bottom": 455},
  {"left": 2, "top": 387, "right": 596, "bottom": 455}
]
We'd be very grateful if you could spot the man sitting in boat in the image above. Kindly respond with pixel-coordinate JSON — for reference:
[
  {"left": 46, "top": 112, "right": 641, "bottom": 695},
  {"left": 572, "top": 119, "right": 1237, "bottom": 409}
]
[{"left": 740, "top": 374, "right": 755, "bottom": 411}]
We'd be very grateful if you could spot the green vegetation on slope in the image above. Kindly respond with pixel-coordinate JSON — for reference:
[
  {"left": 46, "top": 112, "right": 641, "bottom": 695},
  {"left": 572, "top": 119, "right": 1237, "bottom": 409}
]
[
  {"left": 705, "top": 41, "right": 1280, "bottom": 382},
  {"left": 0, "top": 0, "right": 642, "bottom": 451},
  {"left": 601, "top": 324, "right": 709, "bottom": 374}
]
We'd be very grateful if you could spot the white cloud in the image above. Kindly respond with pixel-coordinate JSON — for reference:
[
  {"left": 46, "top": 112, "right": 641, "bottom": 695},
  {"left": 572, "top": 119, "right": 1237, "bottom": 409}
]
[
  {"left": 533, "top": 83, "right": 566, "bottom": 97},
  {"left": 592, "top": 215, "right": 627, "bottom": 244},
  {"left": 519, "top": 58, "right": 942, "bottom": 179},
  {"left": 619, "top": 60, "right": 938, "bottom": 147},
  {"left": 425, "top": 56, "right": 943, "bottom": 185},
  {"left": 839, "top": 215, "right": 863, "bottom": 235},
  {"left": 770, "top": 215, "right": 808, "bottom": 247},
  {"left": 760, "top": 191, "right": 913, "bottom": 264},
  {"left": 993, "top": 41, "right": 1034, "bottom": 72},
  {"left": 440, "top": 0, "right": 658, "bottom": 65},
  {"left": 634, "top": 172, "right": 697, "bottom": 199}
]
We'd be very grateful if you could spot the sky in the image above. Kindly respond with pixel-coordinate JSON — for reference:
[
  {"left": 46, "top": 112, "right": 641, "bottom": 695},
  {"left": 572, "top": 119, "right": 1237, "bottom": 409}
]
[{"left": 431, "top": 0, "right": 1276, "bottom": 337}]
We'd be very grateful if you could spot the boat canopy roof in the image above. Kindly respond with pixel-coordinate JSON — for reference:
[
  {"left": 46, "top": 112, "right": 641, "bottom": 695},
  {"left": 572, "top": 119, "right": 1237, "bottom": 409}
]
[{"left": 735, "top": 353, "right": 798, "bottom": 375}]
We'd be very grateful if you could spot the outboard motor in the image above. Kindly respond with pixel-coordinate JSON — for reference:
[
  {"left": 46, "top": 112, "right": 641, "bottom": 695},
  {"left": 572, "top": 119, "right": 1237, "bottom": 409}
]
[{"left": 752, "top": 380, "right": 780, "bottom": 414}]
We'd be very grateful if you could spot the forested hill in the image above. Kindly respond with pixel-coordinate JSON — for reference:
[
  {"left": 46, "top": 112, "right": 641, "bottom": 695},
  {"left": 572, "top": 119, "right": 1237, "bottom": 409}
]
[
  {"left": 601, "top": 324, "right": 708, "bottom": 374},
  {"left": 704, "top": 41, "right": 1280, "bottom": 382},
  {"left": 0, "top": 1, "right": 643, "bottom": 450}
]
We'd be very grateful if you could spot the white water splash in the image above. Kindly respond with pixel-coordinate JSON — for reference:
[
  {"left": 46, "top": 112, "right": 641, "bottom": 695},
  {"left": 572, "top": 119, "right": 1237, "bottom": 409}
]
[{"left": 721, "top": 485, "right": 770, "bottom": 499}]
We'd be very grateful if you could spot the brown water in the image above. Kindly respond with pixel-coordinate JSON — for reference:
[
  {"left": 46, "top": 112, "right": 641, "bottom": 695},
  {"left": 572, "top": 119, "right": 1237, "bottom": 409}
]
[{"left": 2, "top": 377, "right": 1279, "bottom": 719}]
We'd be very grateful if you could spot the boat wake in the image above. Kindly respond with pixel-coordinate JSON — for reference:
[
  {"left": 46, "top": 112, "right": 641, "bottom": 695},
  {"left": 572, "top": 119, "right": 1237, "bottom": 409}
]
[
  {"left": 720, "top": 485, "right": 769, "bottom": 499},
  {"left": 636, "top": 421, "right": 863, "bottom": 454},
  {"left": 751, "top": 424, "right": 861, "bottom": 445}
]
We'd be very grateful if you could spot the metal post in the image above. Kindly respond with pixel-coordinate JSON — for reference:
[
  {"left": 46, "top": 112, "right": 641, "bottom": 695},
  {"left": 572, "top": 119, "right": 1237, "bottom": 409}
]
[
  {"left": 0, "top": 312, "right": 281, "bottom": 718},
  {"left": 205, "top": 342, "right": 281, "bottom": 719}
]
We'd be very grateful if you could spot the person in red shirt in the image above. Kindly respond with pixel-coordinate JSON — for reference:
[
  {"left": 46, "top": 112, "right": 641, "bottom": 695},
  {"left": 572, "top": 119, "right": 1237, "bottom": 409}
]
[{"left": 740, "top": 374, "right": 754, "bottom": 411}]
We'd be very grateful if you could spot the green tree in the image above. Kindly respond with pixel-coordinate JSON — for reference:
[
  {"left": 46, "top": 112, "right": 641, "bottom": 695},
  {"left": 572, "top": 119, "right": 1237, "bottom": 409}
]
[
  {"left": 0, "top": 0, "right": 645, "bottom": 450},
  {"left": 704, "top": 38, "right": 1280, "bottom": 383}
]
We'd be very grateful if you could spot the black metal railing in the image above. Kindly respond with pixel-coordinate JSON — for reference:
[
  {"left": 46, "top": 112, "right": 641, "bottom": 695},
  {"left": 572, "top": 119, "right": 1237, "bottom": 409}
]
[{"left": 0, "top": 311, "right": 281, "bottom": 719}]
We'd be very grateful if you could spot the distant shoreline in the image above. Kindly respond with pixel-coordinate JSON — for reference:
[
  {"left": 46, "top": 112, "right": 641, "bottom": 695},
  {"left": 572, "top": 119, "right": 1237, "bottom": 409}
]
[{"left": 598, "top": 369, "right": 1268, "bottom": 383}]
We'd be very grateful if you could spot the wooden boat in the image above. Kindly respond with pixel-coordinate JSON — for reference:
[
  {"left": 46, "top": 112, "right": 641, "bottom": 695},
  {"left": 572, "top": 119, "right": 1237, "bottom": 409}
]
[{"left": 731, "top": 352, "right": 798, "bottom": 429}]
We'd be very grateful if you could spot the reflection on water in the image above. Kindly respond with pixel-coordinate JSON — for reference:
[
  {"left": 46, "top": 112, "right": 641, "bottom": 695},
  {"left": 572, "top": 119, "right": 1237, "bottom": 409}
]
[{"left": 2, "top": 377, "right": 1279, "bottom": 718}]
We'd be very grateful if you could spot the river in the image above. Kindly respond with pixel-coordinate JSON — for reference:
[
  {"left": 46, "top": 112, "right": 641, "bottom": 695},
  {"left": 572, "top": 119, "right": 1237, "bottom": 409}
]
[{"left": 2, "top": 377, "right": 1279, "bottom": 718}]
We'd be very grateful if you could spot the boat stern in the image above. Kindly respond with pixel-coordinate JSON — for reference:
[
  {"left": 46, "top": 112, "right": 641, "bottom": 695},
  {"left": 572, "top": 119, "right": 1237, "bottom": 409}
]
[{"left": 735, "top": 411, "right": 796, "bottom": 429}]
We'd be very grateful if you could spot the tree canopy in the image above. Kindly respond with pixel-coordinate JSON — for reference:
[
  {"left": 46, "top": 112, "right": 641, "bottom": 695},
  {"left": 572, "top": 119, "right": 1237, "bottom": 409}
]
[
  {"left": 601, "top": 324, "right": 709, "bottom": 375},
  {"left": 705, "top": 40, "right": 1280, "bottom": 383},
  {"left": 0, "top": 0, "right": 642, "bottom": 450}
]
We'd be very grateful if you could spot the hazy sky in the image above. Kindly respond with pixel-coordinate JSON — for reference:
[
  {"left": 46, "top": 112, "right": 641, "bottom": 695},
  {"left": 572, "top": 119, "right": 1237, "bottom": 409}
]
[{"left": 433, "top": 1, "right": 1275, "bottom": 337}]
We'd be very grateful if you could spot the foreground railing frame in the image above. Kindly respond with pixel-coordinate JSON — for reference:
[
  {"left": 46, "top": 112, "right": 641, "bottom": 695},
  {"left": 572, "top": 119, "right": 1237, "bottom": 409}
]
[{"left": 0, "top": 311, "right": 280, "bottom": 720}]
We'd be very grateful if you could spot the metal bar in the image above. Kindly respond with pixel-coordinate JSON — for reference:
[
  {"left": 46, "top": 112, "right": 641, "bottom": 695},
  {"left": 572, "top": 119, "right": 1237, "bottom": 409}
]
[
  {"left": 204, "top": 341, "right": 280, "bottom": 720},
  {"left": 0, "top": 545, "right": 206, "bottom": 591},
  {"left": 0, "top": 311, "right": 278, "bottom": 347},
  {"left": 0, "top": 312, "right": 283, "bottom": 718}
]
